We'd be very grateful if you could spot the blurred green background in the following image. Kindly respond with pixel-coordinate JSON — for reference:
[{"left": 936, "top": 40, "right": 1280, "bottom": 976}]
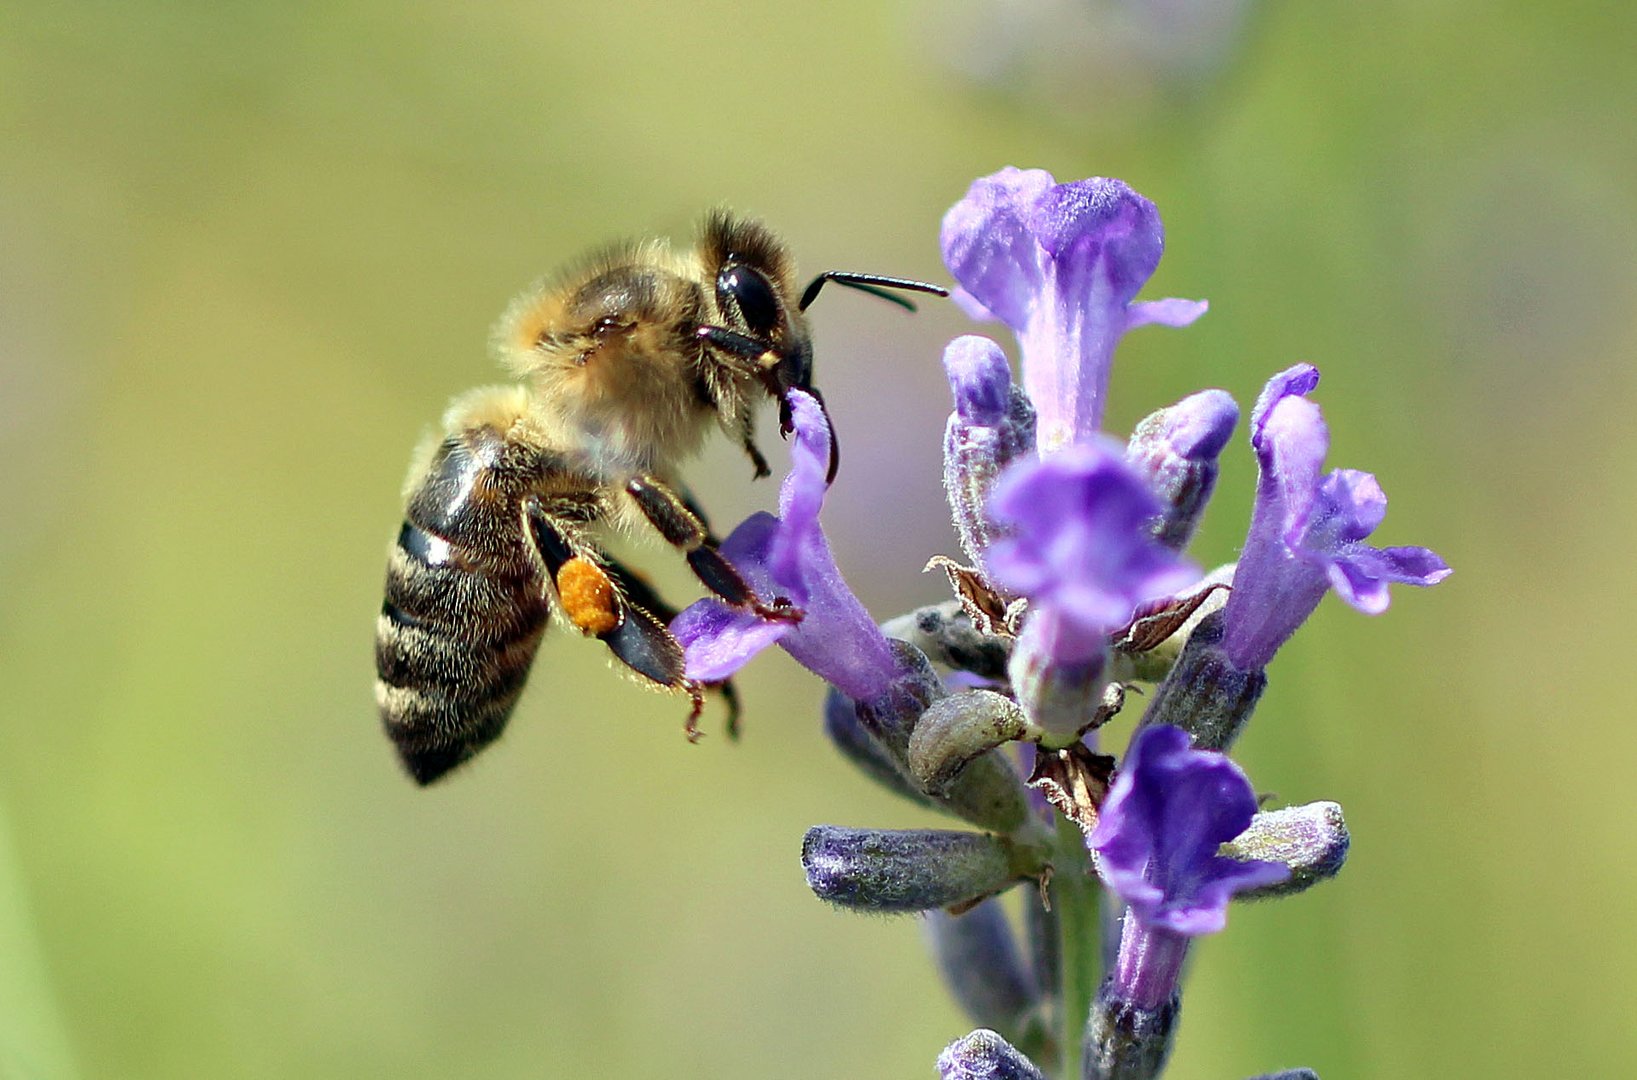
[{"left": 1, "top": 2, "right": 1631, "bottom": 1077}]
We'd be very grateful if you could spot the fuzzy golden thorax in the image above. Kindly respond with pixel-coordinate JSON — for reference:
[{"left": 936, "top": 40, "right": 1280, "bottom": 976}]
[{"left": 491, "top": 244, "right": 728, "bottom": 474}]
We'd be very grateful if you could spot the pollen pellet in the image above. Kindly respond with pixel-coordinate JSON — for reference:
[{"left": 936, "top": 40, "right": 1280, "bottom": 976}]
[{"left": 557, "top": 557, "right": 621, "bottom": 635}]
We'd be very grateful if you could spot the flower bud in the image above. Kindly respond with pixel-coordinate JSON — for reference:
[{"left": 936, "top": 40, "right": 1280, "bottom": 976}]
[
  {"left": 1125, "top": 389, "right": 1238, "bottom": 551},
  {"left": 1245, "top": 1071, "right": 1320, "bottom": 1080},
  {"left": 943, "top": 336, "right": 1038, "bottom": 572},
  {"left": 822, "top": 687, "right": 940, "bottom": 812},
  {"left": 801, "top": 826, "right": 1045, "bottom": 914},
  {"left": 926, "top": 898, "right": 1038, "bottom": 1037},
  {"left": 1223, "top": 802, "right": 1350, "bottom": 900},
  {"left": 908, "top": 690, "right": 1030, "bottom": 795},
  {"left": 881, "top": 601, "right": 1012, "bottom": 681},
  {"left": 938, "top": 1028, "right": 1048, "bottom": 1080}
]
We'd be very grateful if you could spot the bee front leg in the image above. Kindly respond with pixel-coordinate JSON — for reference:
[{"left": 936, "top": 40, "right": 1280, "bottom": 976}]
[{"left": 625, "top": 474, "right": 801, "bottom": 623}]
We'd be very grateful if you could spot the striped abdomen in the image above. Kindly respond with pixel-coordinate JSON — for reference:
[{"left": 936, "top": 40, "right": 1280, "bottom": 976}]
[{"left": 375, "top": 428, "right": 550, "bottom": 785}]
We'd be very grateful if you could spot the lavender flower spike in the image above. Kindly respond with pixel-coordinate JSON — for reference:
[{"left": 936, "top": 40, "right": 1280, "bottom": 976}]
[
  {"left": 941, "top": 168, "right": 1207, "bottom": 454},
  {"left": 1219, "top": 364, "right": 1452, "bottom": 670},
  {"left": 987, "top": 440, "right": 1197, "bottom": 740},
  {"left": 670, "top": 390, "right": 899, "bottom": 702}
]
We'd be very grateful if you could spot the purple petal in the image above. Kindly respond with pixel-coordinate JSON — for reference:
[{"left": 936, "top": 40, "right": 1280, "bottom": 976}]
[
  {"left": 774, "top": 391, "right": 831, "bottom": 548},
  {"left": 944, "top": 335, "right": 1013, "bottom": 425},
  {"left": 1250, "top": 363, "right": 1321, "bottom": 451},
  {"left": 1312, "top": 468, "right": 1387, "bottom": 541},
  {"left": 987, "top": 441, "right": 1197, "bottom": 637},
  {"left": 1091, "top": 726, "right": 1288, "bottom": 936},
  {"left": 1126, "top": 297, "right": 1210, "bottom": 329},
  {"left": 1326, "top": 543, "right": 1452, "bottom": 614},
  {"left": 940, "top": 167, "right": 1057, "bottom": 329},
  {"left": 673, "top": 599, "right": 792, "bottom": 683},
  {"left": 1026, "top": 179, "right": 1164, "bottom": 306}
]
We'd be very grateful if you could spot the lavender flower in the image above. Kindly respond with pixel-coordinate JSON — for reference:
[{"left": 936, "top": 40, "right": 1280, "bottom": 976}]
[
  {"left": 670, "top": 389, "right": 899, "bottom": 701},
  {"left": 1092, "top": 725, "right": 1287, "bottom": 940},
  {"left": 986, "top": 441, "right": 1198, "bottom": 740},
  {"left": 1082, "top": 726, "right": 1288, "bottom": 1079},
  {"left": 1219, "top": 364, "right": 1451, "bottom": 670},
  {"left": 944, "top": 334, "right": 1038, "bottom": 572},
  {"left": 941, "top": 168, "right": 1207, "bottom": 454},
  {"left": 693, "top": 170, "right": 1447, "bottom": 1080},
  {"left": 1124, "top": 389, "right": 1239, "bottom": 551},
  {"left": 989, "top": 441, "right": 1198, "bottom": 662}
]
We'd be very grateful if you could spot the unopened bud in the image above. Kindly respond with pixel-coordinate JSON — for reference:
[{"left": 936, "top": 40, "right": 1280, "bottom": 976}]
[
  {"left": 937, "top": 1029, "right": 1048, "bottom": 1080},
  {"left": 943, "top": 336, "right": 1037, "bottom": 571},
  {"left": 801, "top": 826, "right": 1046, "bottom": 914},
  {"left": 909, "top": 690, "right": 1030, "bottom": 795},
  {"left": 882, "top": 601, "right": 1012, "bottom": 681},
  {"left": 1224, "top": 802, "right": 1349, "bottom": 900},
  {"left": 1245, "top": 1071, "right": 1320, "bottom": 1080},
  {"left": 926, "top": 898, "right": 1038, "bottom": 1036},
  {"left": 1125, "top": 389, "right": 1238, "bottom": 551}
]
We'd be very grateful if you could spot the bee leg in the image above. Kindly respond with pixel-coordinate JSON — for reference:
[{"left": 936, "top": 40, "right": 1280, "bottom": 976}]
[
  {"left": 601, "top": 556, "right": 743, "bottom": 742},
  {"left": 525, "top": 497, "right": 737, "bottom": 741},
  {"left": 625, "top": 474, "right": 802, "bottom": 623},
  {"left": 742, "top": 436, "right": 771, "bottom": 480}
]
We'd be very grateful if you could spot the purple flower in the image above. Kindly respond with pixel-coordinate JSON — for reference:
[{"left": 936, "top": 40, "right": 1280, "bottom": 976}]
[
  {"left": 1090, "top": 724, "right": 1288, "bottom": 936},
  {"left": 941, "top": 168, "right": 1207, "bottom": 454},
  {"left": 1125, "top": 388, "right": 1239, "bottom": 551},
  {"left": 943, "top": 335, "right": 1037, "bottom": 572},
  {"left": 987, "top": 440, "right": 1199, "bottom": 664},
  {"left": 1219, "top": 365, "right": 1452, "bottom": 670},
  {"left": 669, "top": 390, "right": 898, "bottom": 701}
]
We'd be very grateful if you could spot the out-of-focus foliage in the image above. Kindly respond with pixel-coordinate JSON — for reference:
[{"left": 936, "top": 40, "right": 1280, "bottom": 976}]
[{"left": 0, "top": 2, "right": 1631, "bottom": 1077}]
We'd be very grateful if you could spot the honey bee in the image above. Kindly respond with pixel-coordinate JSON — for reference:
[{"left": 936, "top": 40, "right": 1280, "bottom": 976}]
[{"left": 374, "top": 211, "right": 945, "bottom": 784}]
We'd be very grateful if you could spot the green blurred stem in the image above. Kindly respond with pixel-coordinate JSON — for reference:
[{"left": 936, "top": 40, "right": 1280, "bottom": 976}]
[{"left": 1052, "top": 814, "right": 1100, "bottom": 1080}]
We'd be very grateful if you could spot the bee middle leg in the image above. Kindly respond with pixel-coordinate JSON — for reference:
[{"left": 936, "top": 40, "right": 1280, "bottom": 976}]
[{"left": 625, "top": 474, "right": 801, "bottom": 623}]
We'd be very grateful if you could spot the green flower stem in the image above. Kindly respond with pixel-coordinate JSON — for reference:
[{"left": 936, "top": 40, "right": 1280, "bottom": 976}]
[{"left": 1051, "top": 813, "right": 1101, "bottom": 1079}]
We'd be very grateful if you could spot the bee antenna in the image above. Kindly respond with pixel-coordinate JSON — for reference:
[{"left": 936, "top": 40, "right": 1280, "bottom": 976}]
[{"left": 799, "top": 272, "right": 950, "bottom": 314}]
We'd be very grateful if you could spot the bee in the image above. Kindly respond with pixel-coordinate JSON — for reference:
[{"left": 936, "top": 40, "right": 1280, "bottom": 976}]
[{"left": 374, "top": 211, "right": 945, "bottom": 784}]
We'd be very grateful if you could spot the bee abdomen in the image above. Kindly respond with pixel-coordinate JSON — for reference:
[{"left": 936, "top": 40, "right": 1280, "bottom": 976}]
[{"left": 375, "top": 517, "right": 549, "bottom": 785}]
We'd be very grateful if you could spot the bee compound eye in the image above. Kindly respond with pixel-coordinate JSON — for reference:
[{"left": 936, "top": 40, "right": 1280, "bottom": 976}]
[{"left": 718, "top": 266, "right": 781, "bottom": 337}]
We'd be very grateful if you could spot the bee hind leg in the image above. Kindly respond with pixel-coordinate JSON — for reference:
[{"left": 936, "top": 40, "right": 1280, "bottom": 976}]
[{"left": 601, "top": 555, "right": 742, "bottom": 742}]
